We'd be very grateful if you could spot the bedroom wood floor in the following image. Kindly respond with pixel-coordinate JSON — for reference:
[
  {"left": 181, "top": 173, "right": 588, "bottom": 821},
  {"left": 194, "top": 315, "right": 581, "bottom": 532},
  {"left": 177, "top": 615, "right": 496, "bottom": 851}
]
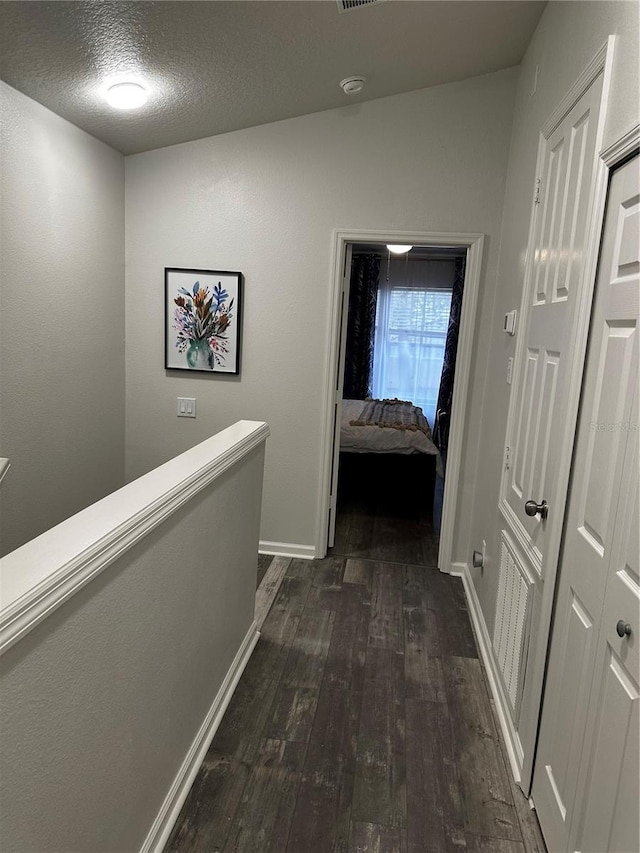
[{"left": 167, "top": 503, "right": 546, "bottom": 853}]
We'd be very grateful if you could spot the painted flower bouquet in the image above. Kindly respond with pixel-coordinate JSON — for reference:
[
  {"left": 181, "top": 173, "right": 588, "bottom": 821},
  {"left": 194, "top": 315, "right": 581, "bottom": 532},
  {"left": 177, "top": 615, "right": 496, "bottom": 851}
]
[{"left": 173, "top": 281, "right": 234, "bottom": 369}]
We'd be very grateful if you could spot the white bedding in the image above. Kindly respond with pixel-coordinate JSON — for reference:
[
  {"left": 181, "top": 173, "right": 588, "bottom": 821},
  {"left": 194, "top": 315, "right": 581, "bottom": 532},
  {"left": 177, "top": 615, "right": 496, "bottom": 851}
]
[{"left": 340, "top": 399, "right": 440, "bottom": 458}]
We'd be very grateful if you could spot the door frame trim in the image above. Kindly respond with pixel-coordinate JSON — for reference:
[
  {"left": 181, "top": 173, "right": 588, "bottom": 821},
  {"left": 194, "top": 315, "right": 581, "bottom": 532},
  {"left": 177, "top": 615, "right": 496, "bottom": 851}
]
[
  {"left": 316, "top": 228, "right": 485, "bottom": 569},
  {"left": 601, "top": 121, "right": 640, "bottom": 166}
]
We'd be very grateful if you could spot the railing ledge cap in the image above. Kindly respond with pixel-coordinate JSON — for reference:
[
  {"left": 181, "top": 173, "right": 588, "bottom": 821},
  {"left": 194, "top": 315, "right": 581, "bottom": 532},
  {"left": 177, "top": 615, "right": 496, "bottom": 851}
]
[{"left": 0, "top": 420, "right": 269, "bottom": 654}]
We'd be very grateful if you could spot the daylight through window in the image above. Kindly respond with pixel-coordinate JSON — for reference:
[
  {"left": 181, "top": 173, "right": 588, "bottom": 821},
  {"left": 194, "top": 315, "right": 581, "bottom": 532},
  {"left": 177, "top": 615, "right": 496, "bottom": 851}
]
[{"left": 372, "top": 263, "right": 454, "bottom": 427}]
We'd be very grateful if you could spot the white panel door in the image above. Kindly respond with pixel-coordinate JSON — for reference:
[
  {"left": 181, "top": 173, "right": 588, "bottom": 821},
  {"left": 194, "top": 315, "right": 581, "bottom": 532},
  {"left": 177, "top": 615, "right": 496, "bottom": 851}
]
[
  {"left": 574, "top": 436, "right": 638, "bottom": 853},
  {"left": 532, "top": 153, "right": 639, "bottom": 852},
  {"left": 498, "top": 71, "right": 605, "bottom": 780}
]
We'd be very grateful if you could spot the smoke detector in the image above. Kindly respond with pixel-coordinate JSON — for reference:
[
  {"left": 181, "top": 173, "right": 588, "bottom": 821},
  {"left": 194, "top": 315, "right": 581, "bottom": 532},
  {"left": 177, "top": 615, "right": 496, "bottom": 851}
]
[{"left": 340, "top": 76, "right": 366, "bottom": 95}]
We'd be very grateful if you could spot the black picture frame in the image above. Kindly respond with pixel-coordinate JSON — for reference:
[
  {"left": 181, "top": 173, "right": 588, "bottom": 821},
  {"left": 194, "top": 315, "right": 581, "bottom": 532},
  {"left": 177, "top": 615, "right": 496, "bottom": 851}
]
[{"left": 164, "top": 267, "right": 243, "bottom": 374}]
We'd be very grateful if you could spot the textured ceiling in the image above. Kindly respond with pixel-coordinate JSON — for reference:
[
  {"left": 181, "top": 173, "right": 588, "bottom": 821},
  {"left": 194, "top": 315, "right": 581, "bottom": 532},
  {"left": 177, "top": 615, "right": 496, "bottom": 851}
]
[{"left": 0, "top": 1, "right": 545, "bottom": 155}]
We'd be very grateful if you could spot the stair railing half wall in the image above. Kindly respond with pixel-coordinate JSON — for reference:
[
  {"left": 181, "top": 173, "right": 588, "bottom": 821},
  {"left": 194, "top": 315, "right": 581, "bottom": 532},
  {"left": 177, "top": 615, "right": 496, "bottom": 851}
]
[{"left": 0, "top": 420, "right": 269, "bottom": 853}]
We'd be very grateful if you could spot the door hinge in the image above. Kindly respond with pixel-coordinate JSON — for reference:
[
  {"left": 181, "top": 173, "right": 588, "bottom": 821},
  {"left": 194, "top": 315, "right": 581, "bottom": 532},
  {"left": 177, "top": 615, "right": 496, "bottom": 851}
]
[
  {"left": 533, "top": 177, "right": 542, "bottom": 206},
  {"left": 504, "top": 445, "right": 511, "bottom": 470}
]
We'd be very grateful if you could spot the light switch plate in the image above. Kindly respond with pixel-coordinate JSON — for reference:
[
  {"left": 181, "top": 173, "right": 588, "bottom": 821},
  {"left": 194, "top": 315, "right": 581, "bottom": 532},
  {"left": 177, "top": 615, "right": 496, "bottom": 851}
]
[{"left": 177, "top": 397, "right": 196, "bottom": 418}]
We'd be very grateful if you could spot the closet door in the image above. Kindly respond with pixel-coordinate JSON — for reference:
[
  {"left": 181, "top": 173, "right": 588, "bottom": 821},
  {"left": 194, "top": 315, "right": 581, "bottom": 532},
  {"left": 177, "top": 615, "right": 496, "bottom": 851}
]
[
  {"left": 532, "top": 152, "right": 639, "bottom": 852},
  {"left": 569, "top": 153, "right": 639, "bottom": 853},
  {"left": 573, "top": 404, "right": 638, "bottom": 853}
]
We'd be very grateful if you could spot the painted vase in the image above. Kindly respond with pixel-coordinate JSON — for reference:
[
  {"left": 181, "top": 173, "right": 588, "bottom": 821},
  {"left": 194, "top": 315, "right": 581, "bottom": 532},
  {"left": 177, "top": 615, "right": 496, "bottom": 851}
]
[{"left": 186, "top": 339, "right": 212, "bottom": 369}]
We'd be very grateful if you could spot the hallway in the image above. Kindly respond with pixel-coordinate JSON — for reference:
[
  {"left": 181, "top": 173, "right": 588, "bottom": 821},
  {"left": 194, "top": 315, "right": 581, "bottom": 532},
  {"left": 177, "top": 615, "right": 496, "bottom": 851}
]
[{"left": 166, "top": 518, "right": 545, "bottom": 852}]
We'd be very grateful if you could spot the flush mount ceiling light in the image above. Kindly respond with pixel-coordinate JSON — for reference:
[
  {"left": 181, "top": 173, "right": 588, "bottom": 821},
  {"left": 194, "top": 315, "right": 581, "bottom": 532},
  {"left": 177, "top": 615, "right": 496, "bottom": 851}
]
[
  {"left": 386, "top": 244, "right": 413, "bottom": 254},
  {"left": 340, "top": 76, "right": 366, "bottom": 95},
  {"left": 106, "top": 81, "right": 148, "bottom": 110}
]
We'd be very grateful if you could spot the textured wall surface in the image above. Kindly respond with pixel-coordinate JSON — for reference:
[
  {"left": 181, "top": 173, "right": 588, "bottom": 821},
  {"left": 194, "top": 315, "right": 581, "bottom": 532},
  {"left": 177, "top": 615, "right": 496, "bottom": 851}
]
[
  {"left": 462, "top": 0, "right": 640, "bottom": 627},
  {"left": 125, "top": 68, "right": 517, "bottom": 553},
  {"left": 0, "top": 443, "right": 264, "bottom": 853},
  {"left": 0, "top": 82, "right": 125, "bottom": 555}
]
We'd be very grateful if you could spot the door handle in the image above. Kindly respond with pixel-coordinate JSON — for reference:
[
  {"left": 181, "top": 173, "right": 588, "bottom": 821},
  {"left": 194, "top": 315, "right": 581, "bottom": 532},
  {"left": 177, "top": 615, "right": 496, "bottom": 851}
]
[
  {"left": 525, "top": 499, "right": 548, "bottom": 520},
  {"left": 616, "top": 620, "right": 632, "bottom": 638}
]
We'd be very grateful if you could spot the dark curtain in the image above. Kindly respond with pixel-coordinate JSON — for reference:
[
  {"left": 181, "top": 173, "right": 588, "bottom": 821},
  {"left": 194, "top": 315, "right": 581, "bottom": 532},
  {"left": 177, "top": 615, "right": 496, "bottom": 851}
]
[
  {"left": 433, "top": 255, "right": 465, "bottom": 533},
  {"left": 343, "top": 253, "right": 381, "bottom": 400},
  {"left": 433, "top": 255, "right": 466, "bottom": 454}
]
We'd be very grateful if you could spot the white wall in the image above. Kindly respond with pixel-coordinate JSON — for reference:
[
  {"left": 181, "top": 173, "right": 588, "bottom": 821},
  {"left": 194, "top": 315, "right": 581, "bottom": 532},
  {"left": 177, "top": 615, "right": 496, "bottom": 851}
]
[
  {"left": 125, "top": 68, "right": 517, "bottom": 552},
  {"left": 463, "top": 1, "right": 640, "bottom": 624},
  {"left": 0, "top": 82, "right": 126, "bottom": 556}
]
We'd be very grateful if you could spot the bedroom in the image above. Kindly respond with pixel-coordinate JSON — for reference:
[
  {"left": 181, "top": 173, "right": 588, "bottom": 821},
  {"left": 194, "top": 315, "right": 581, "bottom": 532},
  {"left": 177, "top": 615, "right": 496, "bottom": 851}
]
[{"left": 330, "top": 241, "right": 466, "bottom": 562}]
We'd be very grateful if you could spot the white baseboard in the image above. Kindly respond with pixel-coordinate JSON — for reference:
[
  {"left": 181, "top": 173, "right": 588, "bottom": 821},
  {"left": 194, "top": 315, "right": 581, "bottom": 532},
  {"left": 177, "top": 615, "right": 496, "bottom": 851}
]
[
  {"left": 259, "top": 540, "right": 316, "bottom": 559},
  {"left": 140, "top": 620, "right": 260, "bottom": 853},
  {"left": 450, "top": 561, "right": 524, "bottom": 783}
]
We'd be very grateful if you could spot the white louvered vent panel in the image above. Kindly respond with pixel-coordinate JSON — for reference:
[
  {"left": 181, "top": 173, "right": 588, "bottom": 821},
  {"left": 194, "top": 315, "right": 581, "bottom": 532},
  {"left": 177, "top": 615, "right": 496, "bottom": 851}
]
[
  {"left": 337, "top": 0, "right": 385, "bottom": 13},
  {"left": 493, "top": 534, "right": 533, "bottom": 712}
]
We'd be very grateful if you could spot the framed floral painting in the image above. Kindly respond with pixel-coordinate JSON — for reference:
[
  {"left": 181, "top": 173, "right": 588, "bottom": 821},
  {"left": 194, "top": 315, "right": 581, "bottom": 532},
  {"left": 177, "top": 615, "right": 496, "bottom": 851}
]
[{"left": 165, "top": 267, "right": 243, "bottom": 374}]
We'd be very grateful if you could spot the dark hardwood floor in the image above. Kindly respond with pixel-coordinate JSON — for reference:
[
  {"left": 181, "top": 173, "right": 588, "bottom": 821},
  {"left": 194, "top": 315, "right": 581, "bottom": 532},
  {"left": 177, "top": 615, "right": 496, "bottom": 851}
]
[
  {"left": 331, "top": 452, "right": 438, "bottom": 567},
  {"left": 257, "top": 553, "right": 274, "bottom": 588},
  {"left": 166, "top": 482, "right": 545, "bottom": 853}
]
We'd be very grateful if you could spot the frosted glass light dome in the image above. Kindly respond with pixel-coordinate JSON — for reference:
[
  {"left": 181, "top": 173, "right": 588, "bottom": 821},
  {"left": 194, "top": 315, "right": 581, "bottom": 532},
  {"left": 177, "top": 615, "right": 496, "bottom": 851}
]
[{"left": 106, "top": 82, "right": 148, "bottom": 110}]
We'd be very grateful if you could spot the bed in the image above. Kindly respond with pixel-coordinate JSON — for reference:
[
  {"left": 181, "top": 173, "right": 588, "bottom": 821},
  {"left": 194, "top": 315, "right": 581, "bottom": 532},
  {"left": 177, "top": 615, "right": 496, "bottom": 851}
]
[
  {"left": 340, "top": 398, "right": 441, "bottom": 465},
  {"left": 338, "top": 399, "right": 442, "bottom": 513}
]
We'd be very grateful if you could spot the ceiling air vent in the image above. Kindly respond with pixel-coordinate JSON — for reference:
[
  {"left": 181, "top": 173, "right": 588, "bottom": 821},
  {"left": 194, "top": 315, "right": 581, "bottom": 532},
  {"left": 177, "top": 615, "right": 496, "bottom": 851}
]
[{"left": 337, "top": 0, "right": 385, "bottom": 13}]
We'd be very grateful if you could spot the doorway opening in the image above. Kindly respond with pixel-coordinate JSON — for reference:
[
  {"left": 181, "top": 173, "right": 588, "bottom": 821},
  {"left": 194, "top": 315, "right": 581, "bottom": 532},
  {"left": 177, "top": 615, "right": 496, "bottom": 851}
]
[{"left": 317, "top": 229, "right": 485, "bottom": 570}]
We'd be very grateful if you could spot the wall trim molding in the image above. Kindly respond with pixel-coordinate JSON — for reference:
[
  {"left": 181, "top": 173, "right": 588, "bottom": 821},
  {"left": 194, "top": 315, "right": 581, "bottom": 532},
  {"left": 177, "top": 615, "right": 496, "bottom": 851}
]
[
  {"left": 0, "top": 420, "right": 270, "bottom": 655},
  {"left": 318, "top": 228, "right": 485, "bottom": 570},
  {"left": 542, "top": 41, "right": 608, "bottom": 138},
  {"left": 601, "top": 122, "right": 640, "bottom": 167},
  {"left": 451, "top": 561, "right": 525, "bottom": 784},
  {"left": 259, "top": 541, "right": 316, "bottom": 559},
  {"left": 140, "top": 620, "right": 260, "bottom": 853}
]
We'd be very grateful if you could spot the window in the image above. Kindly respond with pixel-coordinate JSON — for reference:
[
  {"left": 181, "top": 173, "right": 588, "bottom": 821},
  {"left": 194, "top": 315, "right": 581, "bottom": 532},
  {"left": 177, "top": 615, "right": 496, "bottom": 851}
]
[{"left": 372, "top": 262, "right": 453, "bottom": 427}]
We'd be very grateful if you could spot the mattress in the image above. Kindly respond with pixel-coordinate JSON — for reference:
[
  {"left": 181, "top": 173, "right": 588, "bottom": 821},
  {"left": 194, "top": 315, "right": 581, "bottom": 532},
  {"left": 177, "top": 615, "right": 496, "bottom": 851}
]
[{"left": 340, "top": 399, "right": 440, "bottom": 458}]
